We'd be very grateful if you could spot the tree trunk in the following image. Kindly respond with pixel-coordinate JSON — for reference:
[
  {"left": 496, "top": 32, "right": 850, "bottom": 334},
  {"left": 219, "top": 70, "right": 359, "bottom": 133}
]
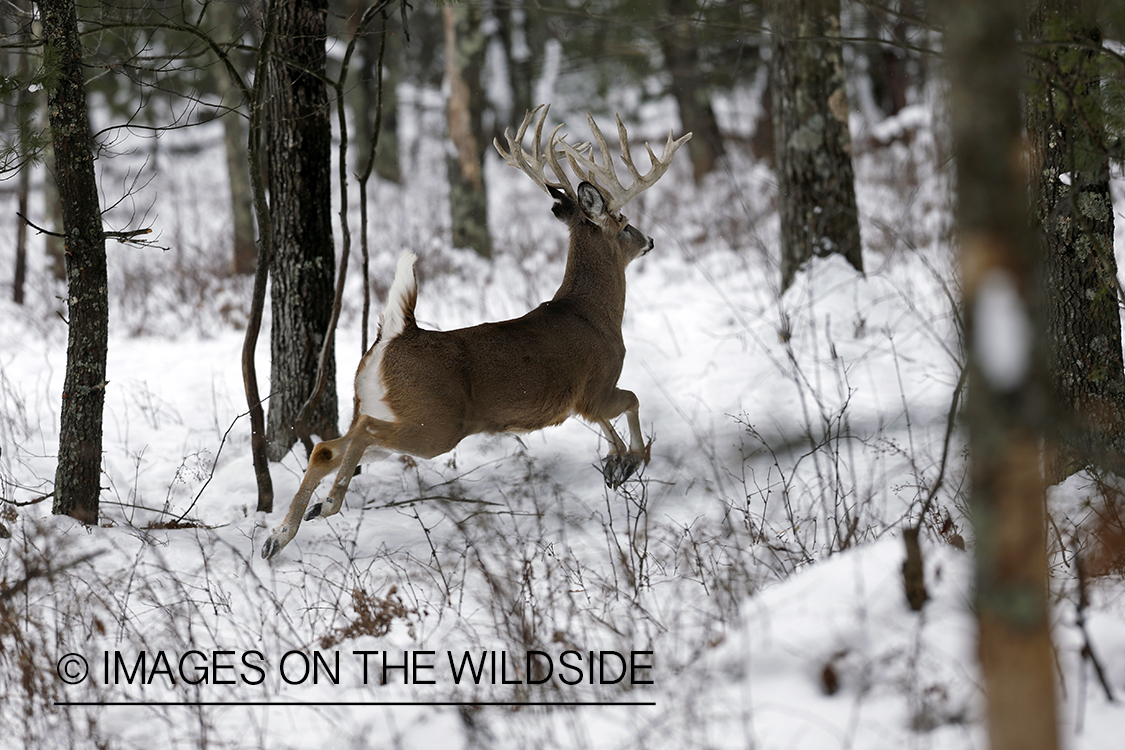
[
  {"left": 42, "top": 141, "right": 68, "bottom": 281},
  {"left": 444, "top": 3, "right": 491, "bottom": 258},
  {"left": 14, "top": 154, "right": 29, "bottom": 305},
  {"left": 264, "top": 0, "right": 339, "bottom": 461},
  {"left": 353, "top": 4, "right": 401, "bottom": 184},
  {"left": 496, "top": 0, "right": 534, "bottom": 132},
  {"left": 39, "top": 0, "right": 108, "bottom": 524},
  {"left": 11, "top": 1, "right": 31, "bottom": 305},
  {"left": 945, "top": 0, "right": 1061, "bottom": 748},
  {"left": 656, "top": 0, "right": 725, "bottom": 183},
  {"left": 862, "top": 2, "right": 911, "bottom": 118},
  {"left": 769, "top": 0, "right": 862, "bottom": 292},
  {"left": 1027, "top": 0, "right": 1125, "bottom": 482},
  {"left": 213, "top": 1, "right": 257, "bottom": 276},
  {"left": 223, "top": 109, "right": 258, "bottom": 276}
]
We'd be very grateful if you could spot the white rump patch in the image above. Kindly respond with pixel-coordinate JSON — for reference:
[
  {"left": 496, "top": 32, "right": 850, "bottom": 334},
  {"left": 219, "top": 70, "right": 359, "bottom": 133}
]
[{"left": 355, "top": 251, "right": 417, "bottom": 422}]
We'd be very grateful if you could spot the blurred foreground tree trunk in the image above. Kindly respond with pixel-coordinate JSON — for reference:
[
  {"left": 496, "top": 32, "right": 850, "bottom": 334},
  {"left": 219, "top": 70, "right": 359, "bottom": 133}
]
[
  {"left": 946, "top": 0, "right": 1061, "bottom": 748},
  {"left": 444, "top": 3, "right": 491, "bottom": 258},
  {"left": 1027, "top": 0, "right": 1125, "bottom": 482},
  {"left": 769, "top": 0, "right": 862, "bottom": 292},
  {"left": 39, "top": 0, "right": 108, "bottom": 524},
  {"left": 264, "top": 0, "right": 340, "bottom": 460},
  {"left": 655, "top": 0, "right": 725, "bottom": 183}
]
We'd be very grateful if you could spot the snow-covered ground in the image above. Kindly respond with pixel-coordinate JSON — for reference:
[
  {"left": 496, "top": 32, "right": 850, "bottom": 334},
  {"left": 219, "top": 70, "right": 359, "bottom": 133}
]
[{"left": 1, "top": 90, "right": 1123, "bottom": 749}]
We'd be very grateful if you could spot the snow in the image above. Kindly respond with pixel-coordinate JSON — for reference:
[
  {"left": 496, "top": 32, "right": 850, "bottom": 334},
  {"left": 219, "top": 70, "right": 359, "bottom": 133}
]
[
  {"left": 973, "top": 269, "right": 1033, "bottom": 392},
  {"left": 1, "top": 89, "right": 1124, "bottom": 750}
]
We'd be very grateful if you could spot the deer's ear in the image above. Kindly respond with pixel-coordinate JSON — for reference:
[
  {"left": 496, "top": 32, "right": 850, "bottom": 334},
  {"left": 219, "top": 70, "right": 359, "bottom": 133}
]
[
  {"left": 547, "top": 185, "right": 569, "bottom": 205},
  {"left": 548, "top": 185, "right": 573, "bottom": 222},
  {"left": 577, "top": 181, "right": 608, "bottom": 222}
]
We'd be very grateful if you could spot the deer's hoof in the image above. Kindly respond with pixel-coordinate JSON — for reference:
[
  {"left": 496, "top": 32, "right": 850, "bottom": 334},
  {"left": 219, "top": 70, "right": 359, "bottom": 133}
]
[
  {"left": 602, "top": 453, "right": 641, "bottom": 489},
  {"left": 305, "top": 503, "right": 323, "bottom": 521},
  {"left": 261, "top": 530, "right": 288, "bottom": 560}
]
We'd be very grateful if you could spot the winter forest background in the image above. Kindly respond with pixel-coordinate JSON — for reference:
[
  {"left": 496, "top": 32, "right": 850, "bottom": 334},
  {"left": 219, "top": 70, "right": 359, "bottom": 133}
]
[{"left": 2, "top": 1, "right": 1125, "bottom": 748}]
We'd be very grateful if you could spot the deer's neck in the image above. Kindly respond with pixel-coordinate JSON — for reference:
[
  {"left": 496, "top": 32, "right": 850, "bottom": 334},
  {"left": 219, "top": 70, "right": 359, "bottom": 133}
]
[{"left": 552, "top": 231, "right": 627, "bottom": 327}]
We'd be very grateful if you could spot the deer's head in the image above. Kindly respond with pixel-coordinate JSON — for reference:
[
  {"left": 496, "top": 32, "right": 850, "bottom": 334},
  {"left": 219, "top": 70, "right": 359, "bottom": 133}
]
[
  {"left": 547, "top": 181, "right": 653, "bottom": 268},
  {"left": 495, "top": 105, "right": 691, "bottom": 271}
]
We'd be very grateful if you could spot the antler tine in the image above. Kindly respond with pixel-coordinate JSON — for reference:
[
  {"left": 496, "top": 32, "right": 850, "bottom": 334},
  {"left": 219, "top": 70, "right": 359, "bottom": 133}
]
[
  {"left": 494, "top": 104, "right": 579, "bottom": 201},
  {"left": 558, "top": 111, "right": 693, "bottom": 217},
  {"left": 616, "top": 113, "right": 642, "bottom": 186}
]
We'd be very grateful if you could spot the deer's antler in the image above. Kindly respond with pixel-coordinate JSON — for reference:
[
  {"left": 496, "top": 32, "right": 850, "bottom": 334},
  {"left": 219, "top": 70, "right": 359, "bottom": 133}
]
[
  {"left": 558, "top": 112, "right": 692, "bottom": 217},
  {"left": 496, "top": 106, "right": 692, "bottom": 218},
  {"left": 494, "top": 104, "right": 586, "bottom": 203}
]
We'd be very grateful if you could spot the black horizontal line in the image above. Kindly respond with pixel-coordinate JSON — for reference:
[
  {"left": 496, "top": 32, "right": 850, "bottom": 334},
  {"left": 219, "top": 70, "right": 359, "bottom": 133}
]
[{"left": 55, "top": 700, "right": 656, "bottom": 707}]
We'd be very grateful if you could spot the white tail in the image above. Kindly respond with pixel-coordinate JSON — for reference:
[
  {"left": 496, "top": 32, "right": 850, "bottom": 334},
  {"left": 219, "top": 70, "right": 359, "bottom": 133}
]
[{"left": 262, "top": 106, "right": 691, "bottom": 559}]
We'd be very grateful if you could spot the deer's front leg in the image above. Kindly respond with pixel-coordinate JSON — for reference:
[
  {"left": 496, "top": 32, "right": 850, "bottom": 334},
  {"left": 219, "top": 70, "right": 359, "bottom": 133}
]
[{"left": 596, "top": 388, "right": 649, "bottom": 488}]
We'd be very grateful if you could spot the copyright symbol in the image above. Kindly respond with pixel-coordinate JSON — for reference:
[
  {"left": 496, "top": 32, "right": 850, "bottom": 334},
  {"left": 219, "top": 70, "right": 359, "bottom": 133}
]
[{"left": 57, "top": 653, "right": 88, "bottom": 685}]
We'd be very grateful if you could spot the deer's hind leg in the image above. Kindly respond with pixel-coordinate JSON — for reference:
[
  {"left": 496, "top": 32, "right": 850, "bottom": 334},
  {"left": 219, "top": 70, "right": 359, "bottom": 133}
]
[
  {"left": 591, "top": 388, "right": 649, "bottom": 488},
  {"left": 262, "top": 431, "right": 352, "bottom": 560},
  {"left": 306, "top": 411, "right": 465, "bottom": 521},
  {"left": 306, "top": 440, "right": 390, "bottom": 522},
  {"left": 262, "top": 416, "right": 392, "bottom": 560},
  {"left": 262, "top": 414, "right": 461, "bottom": 559}
]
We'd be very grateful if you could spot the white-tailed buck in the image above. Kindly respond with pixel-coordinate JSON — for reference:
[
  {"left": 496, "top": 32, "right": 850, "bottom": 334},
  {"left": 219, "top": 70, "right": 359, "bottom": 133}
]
[{"left": 261, "top": 105, "right": 691, "bottom": 559}]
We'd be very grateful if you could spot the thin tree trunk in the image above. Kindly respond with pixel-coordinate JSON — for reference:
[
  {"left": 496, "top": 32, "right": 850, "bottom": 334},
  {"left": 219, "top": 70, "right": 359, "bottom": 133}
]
[
  {"left": 243, "top": 0, "right": 279, "bottom": 513},
  {"left": 214, "top": 2, "right": 257, "bottom": 276},
  {"left": 656, "top": 0, "right": 725, "bottom": 183},
  {"left": 1027, "top": 0, "right": 1125, "bottom": 482},
  {"left": 945, "top": 0, "right": 1061, "bottom": 748},
  {"left": 353, "top": 1, "right": 400, "bottom": 184},
  {"left": 12, "top": 1, "right": 31, "bottom": 305},
  {"left": 496, "top": 0, "right": 534, "bottom": 131},
  {"left": 39, "top": 0, "right": 108, "bottom": 524},
  {"left": 264, "top": 0, "right": 339, "bottom": 461},
  {"left": 14, "top": 159, "right": 29, "bottom": 305},
  {"left": 862, "top": 3, "right": 910, "bottom": 118},
  {"left": 42, "top": 141, "right": 67, "bottom": 281},
  {"left": 223, "top": 109, "right": 257, "bottom": 275},
  {"left": 770, "top": 0, "right": 862, "bottom": 292},
  {"left": 444, "top": 3, "right": 491, "bottom": 258}
]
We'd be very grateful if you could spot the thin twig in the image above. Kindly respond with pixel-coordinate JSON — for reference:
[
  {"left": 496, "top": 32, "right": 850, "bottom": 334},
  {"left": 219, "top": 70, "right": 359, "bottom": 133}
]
[{"left": 17, "top": 211, "right": 159, "bottom": 247}]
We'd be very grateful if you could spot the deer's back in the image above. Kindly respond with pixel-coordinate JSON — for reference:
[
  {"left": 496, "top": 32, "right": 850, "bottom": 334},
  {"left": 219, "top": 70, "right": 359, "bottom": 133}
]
[{"left": 379, "top": 299, "right": 625, "bottom": 438}]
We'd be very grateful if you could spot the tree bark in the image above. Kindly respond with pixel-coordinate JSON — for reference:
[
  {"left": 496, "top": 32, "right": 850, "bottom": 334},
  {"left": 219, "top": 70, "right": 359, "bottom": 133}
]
[
  {"left": 1027, "top": 0, "right": 1125, "bottom": 482},
  {"left": 656, "top": 0, "right": 725, "bottom": 183},
  {"left": 39, "top": 0, "right": 108, "bottom": 524},
  {"left": 945, "top": 0, "right": 1061, "bottom": 748},
  {"left": 769, "top": 0, "right": 862, "bottom": 292},
  {"left": 264, "top": 0, "right": 339, "bottom": 460},
  {"left": 444, "top": 3, "right": 491, "bottom": 258}
]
